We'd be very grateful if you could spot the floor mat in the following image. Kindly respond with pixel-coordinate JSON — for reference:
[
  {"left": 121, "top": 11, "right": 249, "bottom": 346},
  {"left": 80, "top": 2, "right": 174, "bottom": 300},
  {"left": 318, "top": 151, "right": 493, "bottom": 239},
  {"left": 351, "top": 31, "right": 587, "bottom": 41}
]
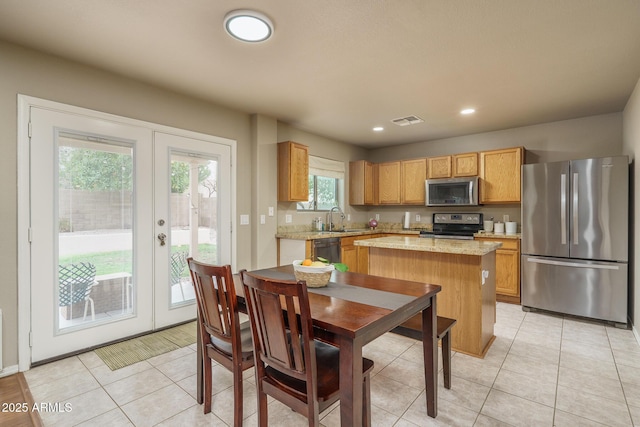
[{"left": 94, "top": 321, "right": 196, "bottom": 370}]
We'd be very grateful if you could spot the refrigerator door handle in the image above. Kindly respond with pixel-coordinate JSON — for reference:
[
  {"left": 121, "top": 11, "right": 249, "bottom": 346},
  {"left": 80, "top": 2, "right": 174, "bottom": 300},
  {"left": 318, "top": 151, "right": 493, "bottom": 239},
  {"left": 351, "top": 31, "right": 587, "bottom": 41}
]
[
  {"left": 572, "top": 172, "right": 579, "bottom": 245},
  {"left": 525, "top": 257, "right": 620, "bottom": 270},
  {"left": 560, "top": 173, "right": 567, "bottom": 245}
]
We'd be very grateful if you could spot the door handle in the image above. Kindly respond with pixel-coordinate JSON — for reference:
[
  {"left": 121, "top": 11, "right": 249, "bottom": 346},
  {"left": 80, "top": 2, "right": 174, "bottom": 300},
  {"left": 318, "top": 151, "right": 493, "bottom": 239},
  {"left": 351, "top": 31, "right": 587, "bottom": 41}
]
[
  {"left": 526, "top": 257, "right": 619, "bottom": 270},
  {"left": 572, "top": 173, "right": 579, "bottom": 245},
  {"left": 560, "top": 173, "right": 566, "bottom": 245},
  {"left": 158, "top": 233, "right": 167, "bottom": 246}
]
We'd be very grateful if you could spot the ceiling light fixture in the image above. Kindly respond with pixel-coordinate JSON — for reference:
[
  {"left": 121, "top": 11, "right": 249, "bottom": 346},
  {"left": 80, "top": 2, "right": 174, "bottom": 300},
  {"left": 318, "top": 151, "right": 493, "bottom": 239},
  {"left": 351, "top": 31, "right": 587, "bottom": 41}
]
[
  {"left": 373, "top": 126, "right": 384, "bottom": 132},
  {"left": 460, "top": 108, "right": 476, "bottom": 115},
  {"left": 224, "top": 10, "right": 273, "bottom": 43}
]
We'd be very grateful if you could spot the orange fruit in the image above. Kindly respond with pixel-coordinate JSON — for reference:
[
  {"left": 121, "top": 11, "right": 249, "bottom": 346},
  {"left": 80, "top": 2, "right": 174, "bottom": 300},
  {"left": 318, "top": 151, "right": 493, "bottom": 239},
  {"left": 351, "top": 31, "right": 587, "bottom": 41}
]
[{"left": 302, "top": 259, "right": 313, "bottom": 266}]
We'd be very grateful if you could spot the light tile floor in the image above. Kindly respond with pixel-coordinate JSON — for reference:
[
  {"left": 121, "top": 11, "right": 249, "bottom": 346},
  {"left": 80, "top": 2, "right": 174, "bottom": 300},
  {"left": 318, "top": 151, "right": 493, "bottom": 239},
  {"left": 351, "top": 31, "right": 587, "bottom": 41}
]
[{"left": 23, "top": 303, "right": 640, "bottom": 426}]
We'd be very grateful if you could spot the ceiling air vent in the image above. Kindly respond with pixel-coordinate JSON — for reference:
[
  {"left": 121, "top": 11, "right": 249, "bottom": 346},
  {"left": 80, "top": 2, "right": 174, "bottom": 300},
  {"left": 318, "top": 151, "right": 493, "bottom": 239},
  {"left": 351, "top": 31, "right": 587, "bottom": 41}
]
[{"left": 391, "top": 115, "right": 424, "bottom": 127}]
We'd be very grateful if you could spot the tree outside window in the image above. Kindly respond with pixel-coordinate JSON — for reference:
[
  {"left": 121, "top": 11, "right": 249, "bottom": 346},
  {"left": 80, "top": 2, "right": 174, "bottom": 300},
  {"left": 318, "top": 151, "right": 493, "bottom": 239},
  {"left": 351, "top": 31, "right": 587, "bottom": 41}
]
[{"left": 298, "top": 174, "right": 339, "bottom": 211}]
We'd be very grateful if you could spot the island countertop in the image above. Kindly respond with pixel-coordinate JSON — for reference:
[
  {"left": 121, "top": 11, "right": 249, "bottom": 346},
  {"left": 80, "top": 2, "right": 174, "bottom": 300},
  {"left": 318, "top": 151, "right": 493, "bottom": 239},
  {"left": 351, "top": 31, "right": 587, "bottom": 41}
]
[{"left": 354, "top": 236, "right": 502, "bottom": 256}]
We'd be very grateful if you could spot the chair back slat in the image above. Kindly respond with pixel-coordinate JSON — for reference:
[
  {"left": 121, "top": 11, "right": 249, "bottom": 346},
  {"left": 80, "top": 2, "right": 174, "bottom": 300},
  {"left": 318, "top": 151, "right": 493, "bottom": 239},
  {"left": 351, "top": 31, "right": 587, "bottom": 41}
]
[
  {"left": 241, "top": 271, "right": 316, "bottom": 382},
  {"left": 188, "top": 259, "right": 236, "bottom": 345}
]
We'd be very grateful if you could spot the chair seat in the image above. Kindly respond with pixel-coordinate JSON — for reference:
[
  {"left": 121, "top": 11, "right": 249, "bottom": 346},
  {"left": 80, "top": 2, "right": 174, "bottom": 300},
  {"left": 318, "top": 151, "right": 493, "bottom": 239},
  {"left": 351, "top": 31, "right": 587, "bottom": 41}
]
[
  {"left": 266, "top": 339, "right": 374, "bottom": 403},
  {"left": 209, "top": 320, "right": 254, "bottom": 360}
]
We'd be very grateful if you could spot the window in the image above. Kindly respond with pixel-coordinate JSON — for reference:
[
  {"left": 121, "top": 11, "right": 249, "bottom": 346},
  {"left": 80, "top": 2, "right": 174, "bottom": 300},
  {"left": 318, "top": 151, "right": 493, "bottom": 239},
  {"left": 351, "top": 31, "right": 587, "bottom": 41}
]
[{"left": 297, "top": 156, "right": 345, "bottom": 211}]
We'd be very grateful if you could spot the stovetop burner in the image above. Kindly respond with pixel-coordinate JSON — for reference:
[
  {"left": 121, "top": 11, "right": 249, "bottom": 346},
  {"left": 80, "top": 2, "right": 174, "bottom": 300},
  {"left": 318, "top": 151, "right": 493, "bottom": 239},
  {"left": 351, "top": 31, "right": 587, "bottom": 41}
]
[{"left": 419, "top": 213, "right": 483, "bottom": 239}]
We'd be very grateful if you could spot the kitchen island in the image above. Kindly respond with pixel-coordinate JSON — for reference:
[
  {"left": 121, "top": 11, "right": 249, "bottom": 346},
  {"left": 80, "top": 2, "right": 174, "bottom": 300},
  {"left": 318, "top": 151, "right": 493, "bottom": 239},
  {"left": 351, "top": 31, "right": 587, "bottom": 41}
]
[{"left": 355, "top": 236, "right": 501, "bottom": 357}]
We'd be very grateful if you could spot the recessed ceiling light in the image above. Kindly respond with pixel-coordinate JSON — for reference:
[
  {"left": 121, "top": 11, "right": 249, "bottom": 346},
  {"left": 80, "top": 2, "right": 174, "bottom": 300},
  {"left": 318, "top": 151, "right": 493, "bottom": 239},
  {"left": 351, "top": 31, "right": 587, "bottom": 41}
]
[
  {"left": 224, "top": 10, "right": 273, "bottom": 42},
  {"left": 373, "top": 127, "right": 384, "bottom": 132},
  {"left": 460, "top": 108, "right": 476, "bottom": 115}
]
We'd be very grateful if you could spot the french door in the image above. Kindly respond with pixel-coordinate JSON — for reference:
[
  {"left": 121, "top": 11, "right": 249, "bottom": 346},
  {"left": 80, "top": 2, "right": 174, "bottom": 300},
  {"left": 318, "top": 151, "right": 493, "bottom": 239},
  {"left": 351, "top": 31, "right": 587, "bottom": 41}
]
[
  {"left": 27, "top": 104, "right": 232, "bottom": 363},
  {"left": 153, "top": 132, "right": 231, "bottom": 328}
]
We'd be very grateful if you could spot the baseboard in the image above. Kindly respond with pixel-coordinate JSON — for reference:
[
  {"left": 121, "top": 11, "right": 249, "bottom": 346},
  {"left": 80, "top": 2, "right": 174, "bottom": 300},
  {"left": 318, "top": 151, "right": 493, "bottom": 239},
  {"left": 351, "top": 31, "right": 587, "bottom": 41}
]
[{"left": 0, "top": 364, "right": 20, "bottom": 378}]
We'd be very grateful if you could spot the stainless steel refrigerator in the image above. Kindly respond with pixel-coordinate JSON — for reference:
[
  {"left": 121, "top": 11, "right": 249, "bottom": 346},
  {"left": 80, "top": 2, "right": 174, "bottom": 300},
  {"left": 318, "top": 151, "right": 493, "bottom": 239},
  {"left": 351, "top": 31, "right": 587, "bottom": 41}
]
[{"left": 521, "top": 156, "right": 629, "bottom": 325}]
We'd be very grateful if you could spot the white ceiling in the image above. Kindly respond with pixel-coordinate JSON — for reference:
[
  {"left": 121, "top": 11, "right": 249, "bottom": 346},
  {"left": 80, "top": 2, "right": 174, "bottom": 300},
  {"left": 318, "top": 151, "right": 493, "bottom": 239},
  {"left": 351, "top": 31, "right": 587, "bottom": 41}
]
[{"left": 1, "top": 0, "right": 640, "bottom": 148}]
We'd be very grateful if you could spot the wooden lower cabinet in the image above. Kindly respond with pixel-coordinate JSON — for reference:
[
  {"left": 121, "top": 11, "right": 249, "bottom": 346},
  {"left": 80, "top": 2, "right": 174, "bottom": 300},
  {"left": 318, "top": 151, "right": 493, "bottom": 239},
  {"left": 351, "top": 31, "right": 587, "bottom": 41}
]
[
  {"left": 475, "top": 237, "right": 520, "bottom": 304},
  {"left": 341, "top": 235, "right": 377, "bottom": 273}
]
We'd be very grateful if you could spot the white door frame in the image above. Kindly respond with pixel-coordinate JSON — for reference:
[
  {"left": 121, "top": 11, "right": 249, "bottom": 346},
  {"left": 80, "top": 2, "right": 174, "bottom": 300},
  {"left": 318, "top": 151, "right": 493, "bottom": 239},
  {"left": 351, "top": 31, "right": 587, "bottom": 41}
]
[{"left": 17, "top": 95, "right": 237, "bottom": 371}]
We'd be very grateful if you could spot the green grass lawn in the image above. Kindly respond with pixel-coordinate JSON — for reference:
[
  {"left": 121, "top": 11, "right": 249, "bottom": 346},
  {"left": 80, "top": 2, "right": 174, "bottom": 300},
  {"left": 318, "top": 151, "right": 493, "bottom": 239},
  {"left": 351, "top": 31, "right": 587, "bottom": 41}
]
[{"left": 59, "top": 244, "right": 217, "bottom": 276}]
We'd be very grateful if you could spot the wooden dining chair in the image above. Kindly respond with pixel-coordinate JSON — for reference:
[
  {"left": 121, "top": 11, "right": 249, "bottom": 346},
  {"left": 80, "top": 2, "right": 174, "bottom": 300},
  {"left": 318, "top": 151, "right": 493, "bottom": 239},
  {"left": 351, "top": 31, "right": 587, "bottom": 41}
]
[
  {"left": 240, "top": 269, "right": 375, "bottom": 427},
  {"left": 187, "top": 258, "right": 254, "bottom": 426}
]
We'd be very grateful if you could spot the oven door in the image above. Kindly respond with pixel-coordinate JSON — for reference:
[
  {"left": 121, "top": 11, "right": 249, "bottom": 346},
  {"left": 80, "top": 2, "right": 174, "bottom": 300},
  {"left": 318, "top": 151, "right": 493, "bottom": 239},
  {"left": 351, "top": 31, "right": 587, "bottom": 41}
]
[{"left": 426, "top": 177, "right": 478, "bottom": 206}]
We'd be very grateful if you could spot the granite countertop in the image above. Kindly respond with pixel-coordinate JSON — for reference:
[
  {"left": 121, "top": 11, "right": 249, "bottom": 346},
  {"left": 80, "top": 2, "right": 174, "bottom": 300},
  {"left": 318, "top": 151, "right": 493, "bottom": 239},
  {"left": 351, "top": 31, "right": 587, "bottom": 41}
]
[
  {"left": 474, "top": 232, "right": 522, "bottom": 239},
  {"left": 275, "top": 229, "right": 421, "bottom": 240},
  {"left": 354, "top": 236, "right": 502, "bottom": 256}
]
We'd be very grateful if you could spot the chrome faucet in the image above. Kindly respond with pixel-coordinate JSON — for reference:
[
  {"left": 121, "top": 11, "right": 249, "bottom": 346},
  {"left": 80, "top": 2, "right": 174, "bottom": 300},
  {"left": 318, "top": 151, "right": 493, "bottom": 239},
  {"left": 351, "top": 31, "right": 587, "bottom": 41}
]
[{"left": 327, "top": 206, "right": 346, "bottom": 231}]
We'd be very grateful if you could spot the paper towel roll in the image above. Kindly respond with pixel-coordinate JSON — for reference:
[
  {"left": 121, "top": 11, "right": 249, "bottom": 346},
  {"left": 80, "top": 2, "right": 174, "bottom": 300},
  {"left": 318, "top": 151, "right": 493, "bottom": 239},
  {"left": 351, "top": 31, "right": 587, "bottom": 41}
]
[{"left": 403, "top": 212, "right": 411, "bottom": 229}]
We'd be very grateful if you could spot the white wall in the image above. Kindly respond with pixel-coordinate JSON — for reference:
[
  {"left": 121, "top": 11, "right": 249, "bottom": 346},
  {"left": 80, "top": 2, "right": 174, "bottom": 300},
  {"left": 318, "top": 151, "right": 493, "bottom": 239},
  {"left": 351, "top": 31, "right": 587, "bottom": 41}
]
[
  {"left": 0, "top": 41, "right": 256, "bottom": 369},
  {"left": 276, "top": 123, "right": 370, "bottom": 227},
  {"left": 370, "top": 113, "right": 623, "bottom": 163},
  {"left": 623, "top": 76, "right": 640, "bottom": 337},
  {"left": 364, "top": 114, "right": 624, "bottom": 231}
]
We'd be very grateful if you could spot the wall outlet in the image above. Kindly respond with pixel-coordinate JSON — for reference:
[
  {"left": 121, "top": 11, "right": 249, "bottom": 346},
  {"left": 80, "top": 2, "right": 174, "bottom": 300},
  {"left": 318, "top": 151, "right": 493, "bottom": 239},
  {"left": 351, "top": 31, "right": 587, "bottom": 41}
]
[
  {"left": 375, "top": 214, "right": 380, "bottom": 221},
  {"left": 347, "top": 214, "right": 351, "bottom": 221},
  {"left": 415, "top": 214, "right": 421, "bottom": 222},
  {"left": 268, "top": 206, "right": 274, "bottom": 216},
  {"left": 240, "top": 214, "right": 249, "bottom": 225},
  {"left": 260, "top": 214, "right": 266, "bottom": 224},
  {"left": 285, "top": 214, "right": 292, "bottom": 223}
]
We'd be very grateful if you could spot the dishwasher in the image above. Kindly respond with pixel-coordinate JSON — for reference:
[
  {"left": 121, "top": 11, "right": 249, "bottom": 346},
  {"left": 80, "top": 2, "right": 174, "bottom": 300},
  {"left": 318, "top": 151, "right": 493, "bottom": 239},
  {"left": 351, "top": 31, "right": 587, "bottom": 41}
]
[{"left": 313, "top": 238, "right": 341, "bottom": 263}]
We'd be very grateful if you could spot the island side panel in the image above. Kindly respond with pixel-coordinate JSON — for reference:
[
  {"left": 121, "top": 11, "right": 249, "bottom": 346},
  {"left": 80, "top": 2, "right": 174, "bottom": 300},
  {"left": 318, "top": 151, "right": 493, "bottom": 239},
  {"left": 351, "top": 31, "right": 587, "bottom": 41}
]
[
  {"left": 481, "top": 251, "right": 497, "bottom": 349},
  {"left": 368, "top": 247, "right": 495, "bottom": 357}
]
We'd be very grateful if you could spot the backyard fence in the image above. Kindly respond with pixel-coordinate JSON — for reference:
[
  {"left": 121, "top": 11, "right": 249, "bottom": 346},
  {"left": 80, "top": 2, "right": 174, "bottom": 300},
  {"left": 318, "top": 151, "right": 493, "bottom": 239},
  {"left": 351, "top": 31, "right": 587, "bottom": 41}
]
[{"left": 59, "top": 189, "right": 217, "bottom": 232}]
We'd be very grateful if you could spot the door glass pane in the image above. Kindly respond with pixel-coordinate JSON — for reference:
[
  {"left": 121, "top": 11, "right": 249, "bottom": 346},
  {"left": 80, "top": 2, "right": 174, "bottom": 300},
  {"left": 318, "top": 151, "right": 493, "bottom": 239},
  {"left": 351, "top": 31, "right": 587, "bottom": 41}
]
[
  {"left": 57, "top": 133, "right": 134, "bottom": 331},
  {"left": 169, "top": 151, "right": 219, "bottom": 306}
]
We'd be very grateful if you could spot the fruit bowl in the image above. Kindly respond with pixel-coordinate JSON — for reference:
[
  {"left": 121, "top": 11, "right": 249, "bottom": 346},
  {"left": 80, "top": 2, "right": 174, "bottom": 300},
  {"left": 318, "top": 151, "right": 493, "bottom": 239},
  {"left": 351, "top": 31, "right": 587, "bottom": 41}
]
[{"left": 292, "top": 260, "right": 335, "bottom": 287}]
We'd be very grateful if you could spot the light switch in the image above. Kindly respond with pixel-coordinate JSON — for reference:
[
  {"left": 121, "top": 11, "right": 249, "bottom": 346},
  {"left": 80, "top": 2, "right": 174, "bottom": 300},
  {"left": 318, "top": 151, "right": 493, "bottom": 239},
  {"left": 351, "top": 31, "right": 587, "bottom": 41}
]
[
  {"left": 240, "top": 215, "right": 249, "bottom": 225},
  {"left": 375, "top": 214, "right": 380, "bottom": 221},
  {"left": 285, "top": 214, "right": 292, "bottom": 223},
  {"left": 268, "top": 207, "right": 274, "bottom": 216},
  {"left": 415, "top": 214, "right": 421, "bottom": 222},
  {"left": 260, "top": 214, "right": 266, "bottom": 224}
]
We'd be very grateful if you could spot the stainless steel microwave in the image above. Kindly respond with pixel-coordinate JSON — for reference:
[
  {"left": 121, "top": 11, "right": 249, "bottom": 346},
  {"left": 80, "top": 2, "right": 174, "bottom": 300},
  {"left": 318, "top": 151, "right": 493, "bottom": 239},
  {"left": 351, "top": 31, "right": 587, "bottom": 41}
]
[{"left": 425, "top": 177, "right": 479, "bottom": 206}]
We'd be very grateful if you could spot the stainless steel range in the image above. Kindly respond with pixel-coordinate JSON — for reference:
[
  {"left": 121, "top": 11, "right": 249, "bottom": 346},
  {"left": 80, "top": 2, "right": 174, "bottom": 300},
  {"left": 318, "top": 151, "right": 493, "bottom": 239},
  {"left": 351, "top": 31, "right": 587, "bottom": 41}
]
[{"left": 419, "top": 213, "right": 483, "bottom": 240}]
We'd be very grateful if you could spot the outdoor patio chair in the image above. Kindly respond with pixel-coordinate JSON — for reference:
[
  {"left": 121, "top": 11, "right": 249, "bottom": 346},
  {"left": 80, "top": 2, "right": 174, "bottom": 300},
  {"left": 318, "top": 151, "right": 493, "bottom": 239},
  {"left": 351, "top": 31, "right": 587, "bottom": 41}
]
[
  {"left": 170, "top": 250, "right": 189, "bottom": 301},
  {"left": 58, "top": 262, "right": 97, "bottom": 321}
]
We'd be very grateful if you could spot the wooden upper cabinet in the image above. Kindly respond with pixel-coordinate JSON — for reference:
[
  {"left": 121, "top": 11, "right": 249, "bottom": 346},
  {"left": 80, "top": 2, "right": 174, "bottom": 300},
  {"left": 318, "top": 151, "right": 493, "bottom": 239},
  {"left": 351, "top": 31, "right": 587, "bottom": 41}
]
[
  {"left": 427, "top": 156, "right": 452, "bottom": 179},
  {"left": 479, "top": 147, "right": 524, "bottom": 204},
  {"left": 401, "top": 158, "right": 427, "bottom": 204},
  {"left": 349, "top": 160, "right": 376, "bottom": 205},
  {"left": 378, "top": 161, "right": 401, "bottom": 204},
  {"left": 452, "top": 152, "right": 478, "bottom": 177},
  {"left": 277, "top": 141, "right": 309, "bottom": 202},
  {"left": 375, "top": 159, "right": 426, "bottom": 205}
]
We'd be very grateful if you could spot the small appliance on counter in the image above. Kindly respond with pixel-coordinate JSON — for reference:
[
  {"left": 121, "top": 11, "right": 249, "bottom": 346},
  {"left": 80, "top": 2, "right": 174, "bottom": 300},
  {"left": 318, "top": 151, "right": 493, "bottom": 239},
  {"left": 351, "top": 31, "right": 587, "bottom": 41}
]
[{"left": 419, "top": 213, "right": 483, "bottom": 240}]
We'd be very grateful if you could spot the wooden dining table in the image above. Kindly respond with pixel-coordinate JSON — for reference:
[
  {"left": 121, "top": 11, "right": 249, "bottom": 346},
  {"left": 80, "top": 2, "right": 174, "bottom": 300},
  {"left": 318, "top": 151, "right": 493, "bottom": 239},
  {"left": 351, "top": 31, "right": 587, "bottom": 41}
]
[{"left": 196, "top": 265, "right": 441, "bottom": 425}]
